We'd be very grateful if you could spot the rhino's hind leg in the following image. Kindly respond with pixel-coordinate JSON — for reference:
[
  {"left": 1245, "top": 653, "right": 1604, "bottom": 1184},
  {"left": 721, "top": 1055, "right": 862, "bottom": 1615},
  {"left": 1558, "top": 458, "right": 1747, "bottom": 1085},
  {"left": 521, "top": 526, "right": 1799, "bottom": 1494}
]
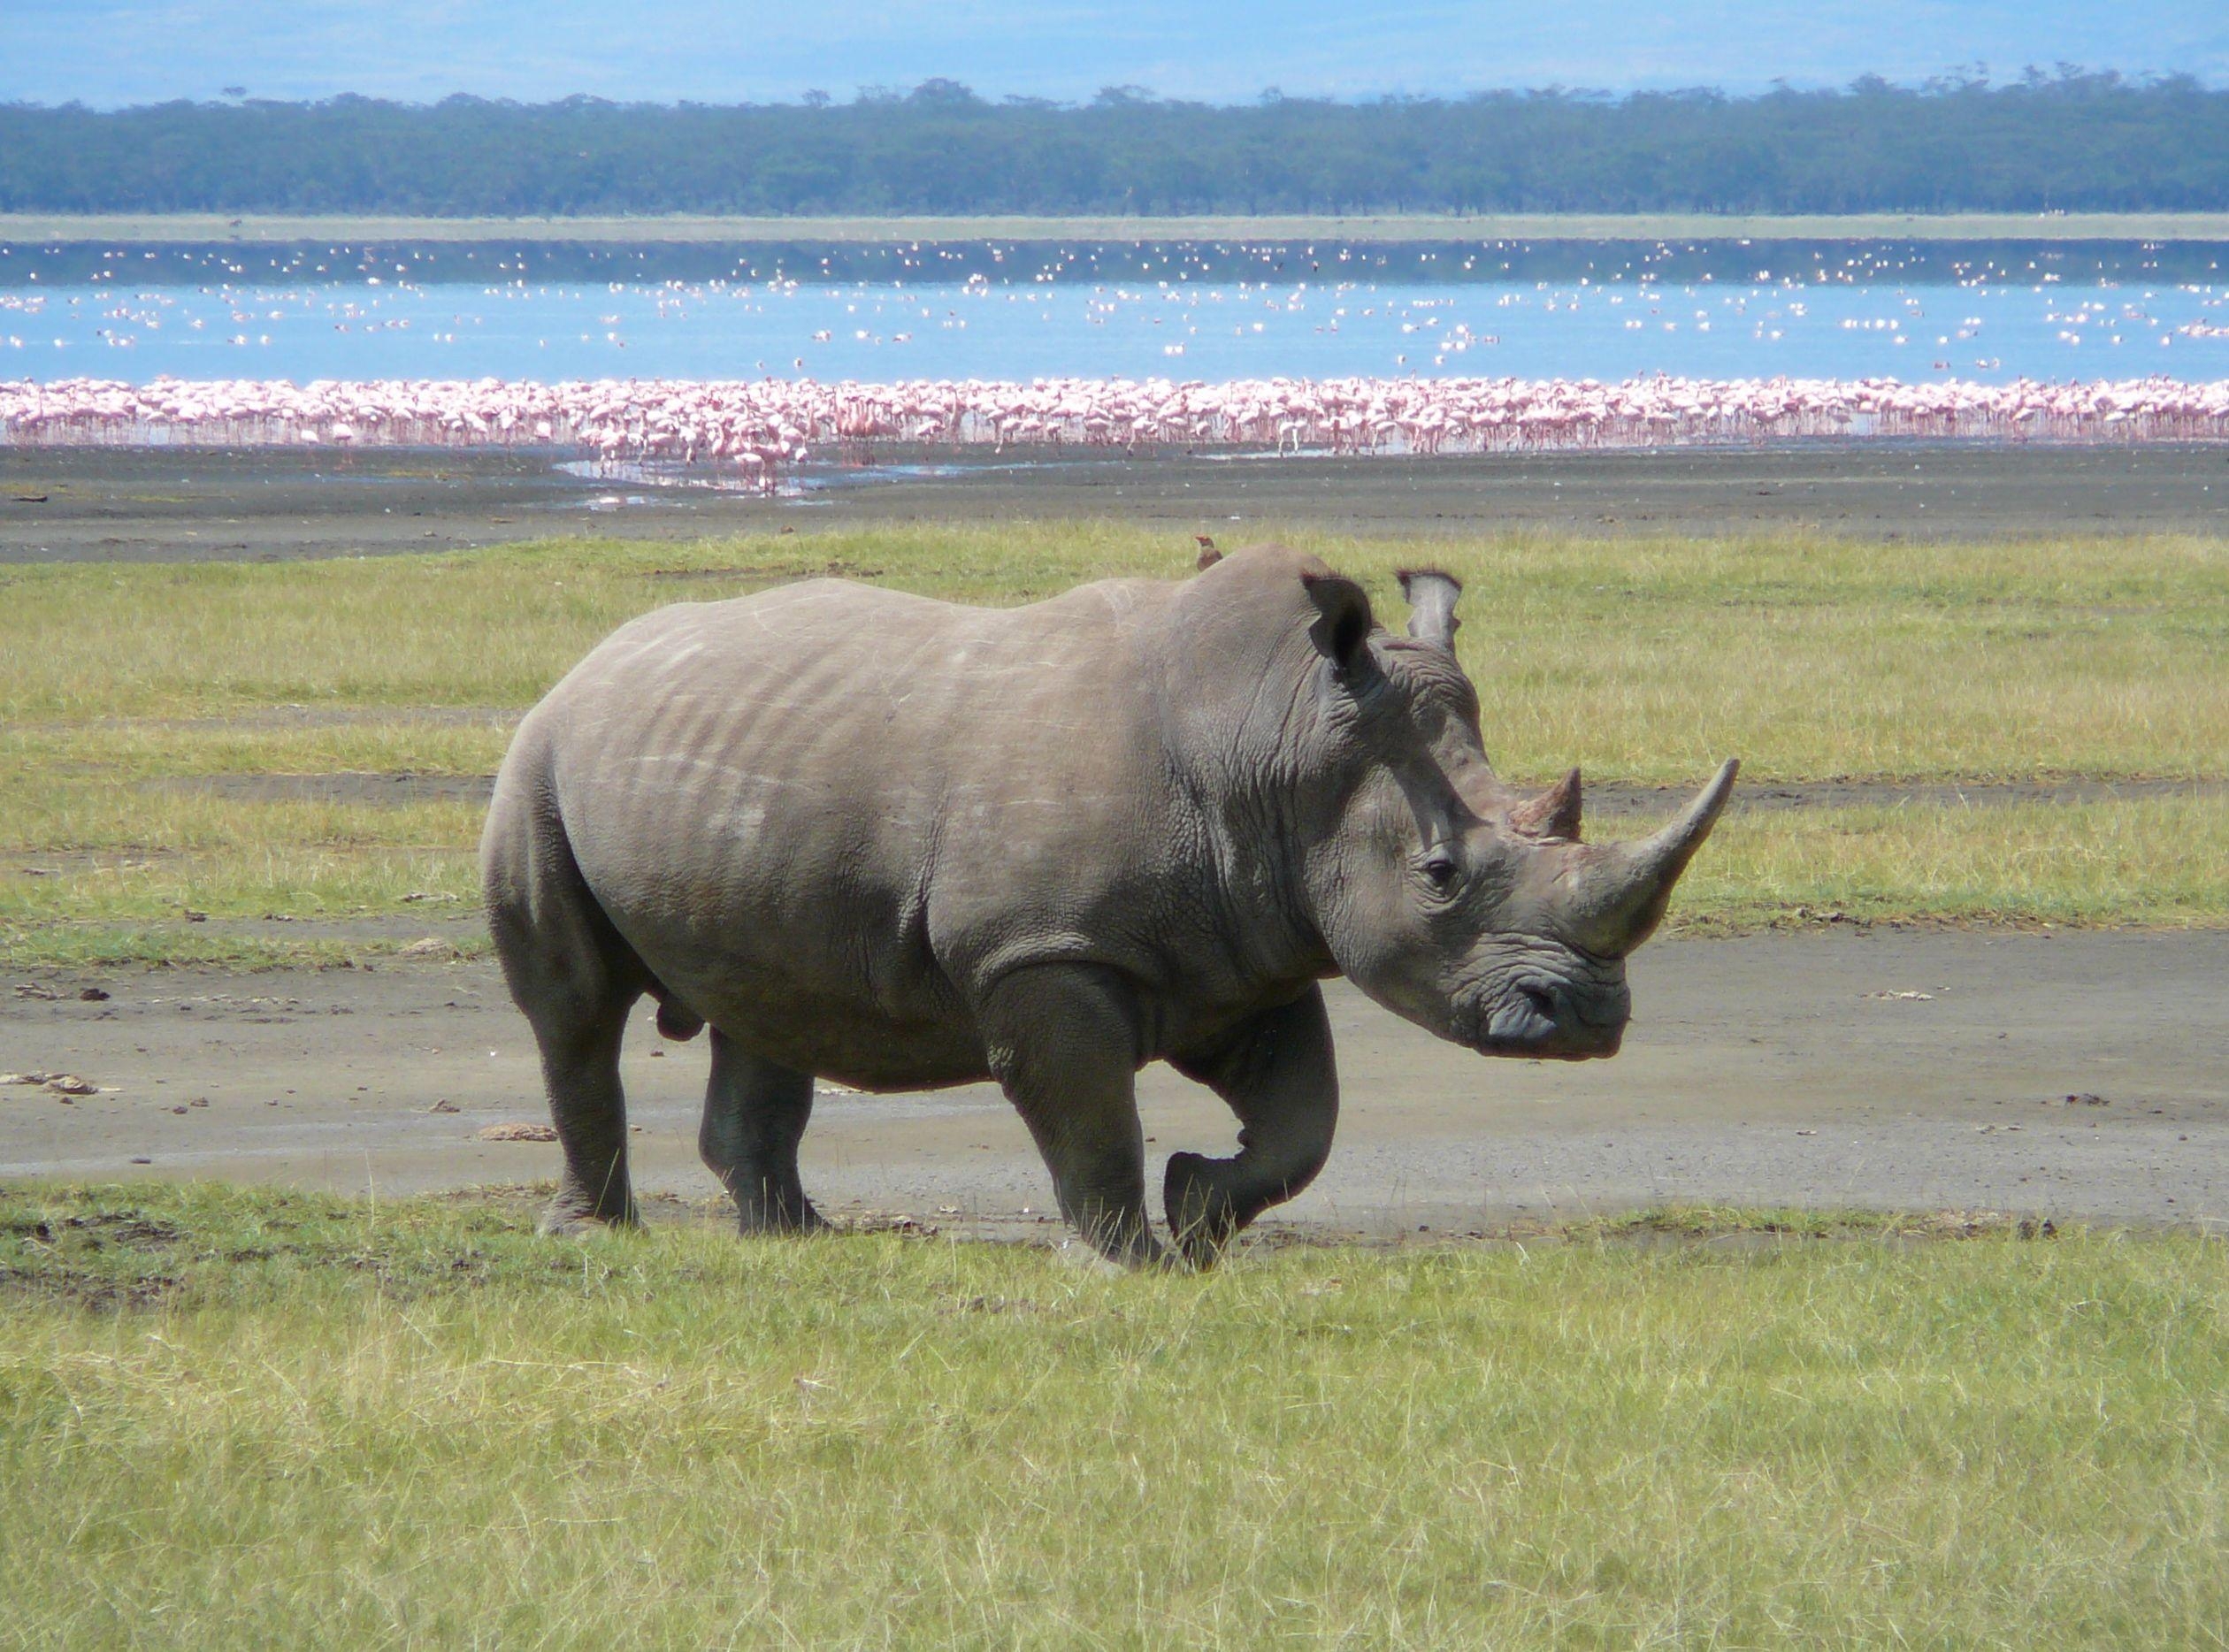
[
  {"left": 982, "top": 966, "right": 1168, "bottom": 1270},
  {"left": 700, "top": 1030, "right": 827, "bottom": 1234},
  {"left": 485, "top": 784, "right": 647, "bottom": 1235},
  {"left": 529, "top": 1009, "right": 641, "bottom": 1234},
  {"left": 1166, "top": 985, "right": 1340, "bottom": 1267}
]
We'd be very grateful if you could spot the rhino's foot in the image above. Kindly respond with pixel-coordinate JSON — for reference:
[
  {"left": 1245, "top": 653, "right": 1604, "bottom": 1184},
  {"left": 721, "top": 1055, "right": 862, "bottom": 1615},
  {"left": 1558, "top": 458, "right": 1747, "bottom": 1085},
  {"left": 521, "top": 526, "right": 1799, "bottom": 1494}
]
[
  {"left": 735, "top": 1200, "right": 831, "bottom": 1237},
  {"left": 1165, "top": 1151, "right": 1246, "bottom": 1269},
  {"left": 538, "top": 1190, "right": 641, "bottom": 1237},
  {"left": 731, "top": 1177, "right": 830, "bottom": 1236},
  {"left": 1070, "top": 1217, "right": 1175, "bottom": 1271},
  {"left": 1055, "top": 1235, "right": 1179, "bottom": 1274}
]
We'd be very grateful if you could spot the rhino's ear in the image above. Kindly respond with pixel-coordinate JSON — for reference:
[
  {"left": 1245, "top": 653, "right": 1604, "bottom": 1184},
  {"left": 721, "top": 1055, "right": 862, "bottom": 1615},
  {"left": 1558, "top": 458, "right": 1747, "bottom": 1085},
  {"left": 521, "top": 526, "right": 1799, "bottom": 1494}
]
[
  {"left": 1397, "top": 568, "right": 1462, "bottom": 649},
  {"left": 1300, "top": 570, "right": 1375, "bottom": 677}
]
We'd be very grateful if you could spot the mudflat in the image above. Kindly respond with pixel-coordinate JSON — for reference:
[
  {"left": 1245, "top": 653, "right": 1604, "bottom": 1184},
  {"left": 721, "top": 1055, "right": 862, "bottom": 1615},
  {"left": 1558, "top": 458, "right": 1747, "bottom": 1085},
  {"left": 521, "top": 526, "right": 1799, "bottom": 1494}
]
[
  {"left": 6, "top": 929, "right": 2224, "bottom": 1234},
  {"left": 7, "top": 440, "right": 2229, "bottom": 564}
]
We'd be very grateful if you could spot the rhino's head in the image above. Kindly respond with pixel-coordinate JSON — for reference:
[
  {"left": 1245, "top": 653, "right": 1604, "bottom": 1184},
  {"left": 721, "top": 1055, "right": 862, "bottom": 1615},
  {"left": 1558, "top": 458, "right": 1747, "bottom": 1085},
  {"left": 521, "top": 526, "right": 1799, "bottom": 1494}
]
[{"left": 1290, "top": 563, "right": 1736, "bottom": 1061}]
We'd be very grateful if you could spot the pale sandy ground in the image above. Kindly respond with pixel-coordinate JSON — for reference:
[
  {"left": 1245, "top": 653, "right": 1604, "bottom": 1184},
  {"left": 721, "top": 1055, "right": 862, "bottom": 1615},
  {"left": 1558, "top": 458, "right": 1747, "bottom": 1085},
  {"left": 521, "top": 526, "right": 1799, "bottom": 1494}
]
[{"left": 6, "top": 929, "right": 2225, "bottom": 1235}]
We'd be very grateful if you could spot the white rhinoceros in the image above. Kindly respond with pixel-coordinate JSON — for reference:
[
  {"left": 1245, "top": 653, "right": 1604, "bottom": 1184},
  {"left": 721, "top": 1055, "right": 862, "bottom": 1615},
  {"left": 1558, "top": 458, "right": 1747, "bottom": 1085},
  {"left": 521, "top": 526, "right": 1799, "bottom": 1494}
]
[{"left": 483, "top": 544, "right": 1736, "bottom": 1266}]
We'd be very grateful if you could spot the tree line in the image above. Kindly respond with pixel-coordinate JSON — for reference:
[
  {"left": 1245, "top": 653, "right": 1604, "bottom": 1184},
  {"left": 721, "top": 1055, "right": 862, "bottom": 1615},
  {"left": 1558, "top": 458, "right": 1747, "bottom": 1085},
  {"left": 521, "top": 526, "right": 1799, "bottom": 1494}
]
[{"left": 3, "top": 70, "right": 2223, "bottom": 217}]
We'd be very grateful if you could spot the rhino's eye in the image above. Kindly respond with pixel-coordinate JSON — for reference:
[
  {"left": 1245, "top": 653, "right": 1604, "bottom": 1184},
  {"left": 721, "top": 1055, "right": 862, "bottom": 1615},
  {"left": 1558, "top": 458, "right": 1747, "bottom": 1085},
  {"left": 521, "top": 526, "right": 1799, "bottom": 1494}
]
[{"left": 1421, "top": 852, "right": 1460, "bottom": 891}]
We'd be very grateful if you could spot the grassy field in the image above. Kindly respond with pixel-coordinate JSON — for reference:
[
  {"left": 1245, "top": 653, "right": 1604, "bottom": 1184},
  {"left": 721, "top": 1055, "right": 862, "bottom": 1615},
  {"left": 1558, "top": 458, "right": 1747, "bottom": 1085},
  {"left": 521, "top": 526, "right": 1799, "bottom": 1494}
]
[
  {"left": 8, "top": 210, "right": 2229, "bottom": 244},
  {"left": 4, "top": 524, "right": 2225, "bottom": 966},
  {"left": 3, "top": 1182, "right": 2224, "bottom": 1647}
]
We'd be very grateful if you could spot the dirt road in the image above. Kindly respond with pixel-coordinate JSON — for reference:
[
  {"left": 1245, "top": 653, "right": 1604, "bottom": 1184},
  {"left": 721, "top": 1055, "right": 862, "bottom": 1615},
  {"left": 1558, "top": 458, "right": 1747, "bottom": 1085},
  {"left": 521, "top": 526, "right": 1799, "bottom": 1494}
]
[{"left": 7, "top": 929, "right": 2224, "bottom": 1233}]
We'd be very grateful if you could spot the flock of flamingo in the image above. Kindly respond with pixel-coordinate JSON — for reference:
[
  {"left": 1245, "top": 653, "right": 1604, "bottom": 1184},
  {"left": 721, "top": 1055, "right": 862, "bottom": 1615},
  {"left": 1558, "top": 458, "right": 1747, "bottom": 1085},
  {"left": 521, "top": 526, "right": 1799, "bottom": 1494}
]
[{"left": 5, "top": 373, "right": 2226, "bottom": 487}]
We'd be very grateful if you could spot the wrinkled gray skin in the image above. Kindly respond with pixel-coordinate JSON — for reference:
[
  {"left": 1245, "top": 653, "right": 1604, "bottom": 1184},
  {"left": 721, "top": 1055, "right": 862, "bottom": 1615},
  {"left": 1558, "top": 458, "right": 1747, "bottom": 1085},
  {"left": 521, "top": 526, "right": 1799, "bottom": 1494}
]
[{"left": 482, "top": 545, "right": 1737, "bottom": 1267}]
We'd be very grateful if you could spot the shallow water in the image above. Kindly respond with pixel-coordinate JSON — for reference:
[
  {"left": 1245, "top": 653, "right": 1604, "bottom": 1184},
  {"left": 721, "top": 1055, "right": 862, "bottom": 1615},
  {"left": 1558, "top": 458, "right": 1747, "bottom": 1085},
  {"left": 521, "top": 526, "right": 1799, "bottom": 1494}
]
[{"left": 6, "top": 271, "right": 2226, "bottom": 385}]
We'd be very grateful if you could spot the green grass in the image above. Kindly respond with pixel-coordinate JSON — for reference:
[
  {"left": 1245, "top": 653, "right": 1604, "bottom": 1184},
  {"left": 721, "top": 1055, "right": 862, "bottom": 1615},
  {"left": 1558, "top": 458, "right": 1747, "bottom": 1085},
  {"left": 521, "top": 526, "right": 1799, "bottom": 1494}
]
[
  {"left": 3, "top": 1182, "right": 2225, "bottom": 1648},
  {"left": 1685, "top": 796, "right": 2229, "bottom": 930},
  {"left": 0, "top": 925, "right": 440, "bottom": 972},
  {"left": 4, "top": 524, "right": 2225, "bottom": 964},
  {"left": 10, "top": 792, "right": 2227, "bottom": 971},
  {"left": 9, "top": 526, "right": 2225, "bottom": 778},
  {"left": 10, "top": 210, "right": 2229, "bottom": 242}
]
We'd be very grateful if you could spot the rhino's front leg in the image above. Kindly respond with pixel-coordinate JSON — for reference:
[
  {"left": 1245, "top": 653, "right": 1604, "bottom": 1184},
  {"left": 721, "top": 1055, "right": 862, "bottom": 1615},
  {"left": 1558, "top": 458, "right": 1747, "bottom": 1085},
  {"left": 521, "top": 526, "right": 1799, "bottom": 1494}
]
[
  {"left": 980, "top": 965, "right": 1169, "bottom": 1270},
  {"left": 699, "top": 1029, "right": 827, "bottom": 1235},
  {"left": 1167, "top": 985, "right": 1339, "bottom": 1266}
]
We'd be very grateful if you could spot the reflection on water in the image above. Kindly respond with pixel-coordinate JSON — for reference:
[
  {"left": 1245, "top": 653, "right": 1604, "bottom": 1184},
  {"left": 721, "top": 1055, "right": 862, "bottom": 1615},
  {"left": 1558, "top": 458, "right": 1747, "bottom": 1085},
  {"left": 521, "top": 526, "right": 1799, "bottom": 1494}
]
[{"left": 554, "top": 453, "right": 1063, "bottom": 502}]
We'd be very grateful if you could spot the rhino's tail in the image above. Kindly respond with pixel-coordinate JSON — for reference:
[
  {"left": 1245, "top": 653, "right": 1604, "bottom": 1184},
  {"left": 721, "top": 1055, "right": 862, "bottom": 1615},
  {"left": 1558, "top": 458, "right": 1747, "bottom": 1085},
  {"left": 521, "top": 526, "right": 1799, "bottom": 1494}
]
[
  {"left": 482, "top": 737, "right": 641, "bottom": 1010},
  {"left": 483, "top": 727, "right": 704, "bottom": 1045}
]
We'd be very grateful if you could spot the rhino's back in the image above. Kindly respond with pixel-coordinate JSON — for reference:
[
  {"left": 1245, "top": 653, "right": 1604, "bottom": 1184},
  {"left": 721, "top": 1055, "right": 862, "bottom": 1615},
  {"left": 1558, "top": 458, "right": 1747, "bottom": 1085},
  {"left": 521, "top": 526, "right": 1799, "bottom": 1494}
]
[
  {"left": 538, "top": 575, "right": 1173, "bottom": 847},
  {"left": 506, "top": 577, "right": 1188, "bottom": 1081}
]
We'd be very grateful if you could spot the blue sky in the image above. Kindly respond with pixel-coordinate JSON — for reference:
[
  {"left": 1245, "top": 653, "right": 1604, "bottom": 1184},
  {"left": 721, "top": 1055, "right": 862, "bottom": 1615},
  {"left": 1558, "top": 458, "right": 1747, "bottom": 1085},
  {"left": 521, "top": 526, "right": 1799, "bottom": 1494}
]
[{"left": 6, "top": 0, "right": 2224, "bottom": 107}]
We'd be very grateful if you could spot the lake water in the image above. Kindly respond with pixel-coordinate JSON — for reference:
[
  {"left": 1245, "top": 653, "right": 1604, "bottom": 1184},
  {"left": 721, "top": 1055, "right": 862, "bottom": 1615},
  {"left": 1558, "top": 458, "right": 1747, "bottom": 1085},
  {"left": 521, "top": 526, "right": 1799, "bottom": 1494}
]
[{"left": 4, "top": 241, "right": 2226, "bottom": 384}]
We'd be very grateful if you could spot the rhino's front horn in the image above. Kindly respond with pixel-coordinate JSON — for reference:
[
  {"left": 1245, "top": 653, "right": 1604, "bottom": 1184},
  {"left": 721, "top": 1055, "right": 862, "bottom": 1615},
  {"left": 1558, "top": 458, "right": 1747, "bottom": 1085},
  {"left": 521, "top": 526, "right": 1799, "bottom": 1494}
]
[{"left": 1566, "top": 759, "right": 1740, "bottom": 956}]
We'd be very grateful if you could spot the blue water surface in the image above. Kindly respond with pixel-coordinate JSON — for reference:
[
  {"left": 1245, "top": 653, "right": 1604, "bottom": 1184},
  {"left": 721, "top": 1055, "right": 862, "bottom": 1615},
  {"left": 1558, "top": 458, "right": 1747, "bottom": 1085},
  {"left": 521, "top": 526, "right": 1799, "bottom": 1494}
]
[{"left": 5, "top": 274, "right": 2225, "bottom": 384}]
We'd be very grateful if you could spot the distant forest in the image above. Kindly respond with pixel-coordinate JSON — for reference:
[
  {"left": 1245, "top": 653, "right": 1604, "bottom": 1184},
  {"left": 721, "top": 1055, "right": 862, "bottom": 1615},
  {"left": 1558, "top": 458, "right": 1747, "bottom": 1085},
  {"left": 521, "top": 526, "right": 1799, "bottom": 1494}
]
[{"left": 4, "top": 71, "right": 2225, "bottom": 217}]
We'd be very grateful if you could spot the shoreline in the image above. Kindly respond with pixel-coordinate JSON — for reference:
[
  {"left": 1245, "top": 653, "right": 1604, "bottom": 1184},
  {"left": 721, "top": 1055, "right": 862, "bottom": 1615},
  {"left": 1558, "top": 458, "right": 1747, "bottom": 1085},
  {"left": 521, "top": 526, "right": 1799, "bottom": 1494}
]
[{"left": 8, "top": 379, "right": 2226, "bottom": 509}]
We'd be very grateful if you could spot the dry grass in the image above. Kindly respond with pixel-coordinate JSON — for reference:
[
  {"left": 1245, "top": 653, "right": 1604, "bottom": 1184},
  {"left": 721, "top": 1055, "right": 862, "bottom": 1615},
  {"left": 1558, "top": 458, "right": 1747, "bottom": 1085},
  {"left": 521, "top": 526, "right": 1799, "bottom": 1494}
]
[
  {"left": 8, "top": 526, "right": 2224, "bottom": 780},
  {"left": 3, "top": 1182, "right": 2225, "bottom": 1648},
  {"left": 11, "top": 792, "right": 2228, "bottom": 970},
  {"left": 1687, "top": 795, "right": 2229, "bottom": 929}
]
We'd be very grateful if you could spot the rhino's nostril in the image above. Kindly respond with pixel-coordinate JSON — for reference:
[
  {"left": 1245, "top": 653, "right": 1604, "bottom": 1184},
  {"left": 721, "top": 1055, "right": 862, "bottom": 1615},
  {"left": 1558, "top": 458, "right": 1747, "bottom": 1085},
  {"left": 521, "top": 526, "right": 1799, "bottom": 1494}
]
[
  {"left": 1477, "top": 980, "right": 1622, "bottom": 1060},
  {"left": 1480, "top": 983, "right": 1566, "bottom": 1051}
]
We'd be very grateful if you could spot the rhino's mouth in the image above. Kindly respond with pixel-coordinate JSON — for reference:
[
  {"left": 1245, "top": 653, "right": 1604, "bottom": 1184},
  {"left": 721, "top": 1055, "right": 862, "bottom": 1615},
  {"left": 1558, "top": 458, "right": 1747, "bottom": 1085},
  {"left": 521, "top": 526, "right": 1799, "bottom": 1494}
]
[{"left": 1468, "top": 978, "right": 1625, "bottom": 1061}]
